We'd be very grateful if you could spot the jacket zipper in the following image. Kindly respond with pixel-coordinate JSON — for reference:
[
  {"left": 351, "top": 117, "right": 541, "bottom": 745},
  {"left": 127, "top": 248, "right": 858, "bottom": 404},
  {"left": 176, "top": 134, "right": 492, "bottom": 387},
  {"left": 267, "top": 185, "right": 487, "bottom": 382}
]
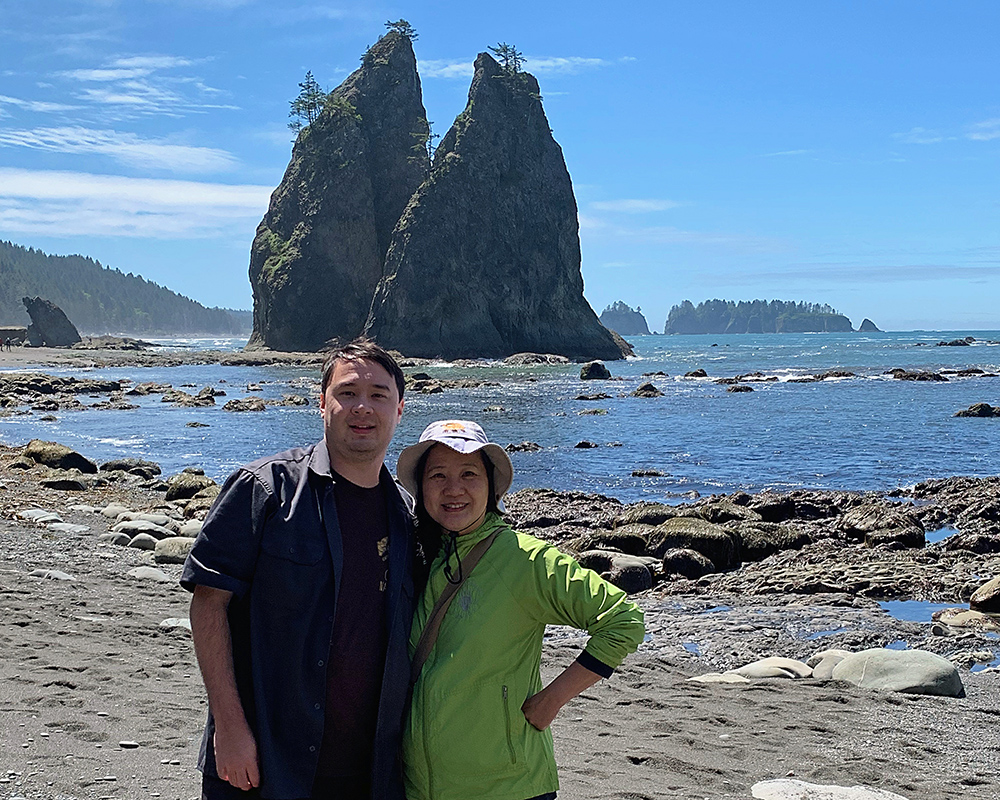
[{"left": 502, "top": 685, "right": 517, "bottom": 764}]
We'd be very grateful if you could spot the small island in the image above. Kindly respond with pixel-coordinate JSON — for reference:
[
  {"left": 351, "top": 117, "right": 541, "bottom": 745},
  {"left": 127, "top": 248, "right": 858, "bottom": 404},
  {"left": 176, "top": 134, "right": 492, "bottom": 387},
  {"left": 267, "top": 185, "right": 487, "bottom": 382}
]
[
  {"left": 599, "top": 301, "right": 651, "bottom": 336},
  {"left": 663, "top": 299, "right": 855, "bottom": 334}
]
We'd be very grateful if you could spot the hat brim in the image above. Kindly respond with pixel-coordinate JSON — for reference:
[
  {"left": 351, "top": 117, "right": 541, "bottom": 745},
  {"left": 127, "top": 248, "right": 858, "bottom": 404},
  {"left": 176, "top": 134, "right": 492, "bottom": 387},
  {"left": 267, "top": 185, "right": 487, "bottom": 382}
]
[{"left": 396, "top": 439, "right": 513, "bottom": 507}]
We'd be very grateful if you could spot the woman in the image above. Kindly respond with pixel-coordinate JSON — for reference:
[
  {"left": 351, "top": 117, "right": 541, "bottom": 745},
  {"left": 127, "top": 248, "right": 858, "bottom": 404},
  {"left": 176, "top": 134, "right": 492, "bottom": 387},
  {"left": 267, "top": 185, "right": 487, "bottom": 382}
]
[{"left": 397, "top": 420, "right": 645, "bottom": 800}]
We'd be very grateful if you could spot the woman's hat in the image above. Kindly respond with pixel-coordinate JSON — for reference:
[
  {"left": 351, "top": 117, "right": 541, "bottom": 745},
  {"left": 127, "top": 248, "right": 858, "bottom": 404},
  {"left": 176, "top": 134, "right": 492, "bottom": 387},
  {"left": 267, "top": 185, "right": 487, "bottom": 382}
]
[{"left": 396, "top": 420, "right": 514, "bottom": 505}]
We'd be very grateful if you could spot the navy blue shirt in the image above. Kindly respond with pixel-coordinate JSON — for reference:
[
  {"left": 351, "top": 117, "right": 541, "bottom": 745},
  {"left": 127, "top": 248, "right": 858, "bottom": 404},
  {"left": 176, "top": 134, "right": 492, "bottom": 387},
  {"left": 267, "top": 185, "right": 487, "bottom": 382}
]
[{"left": 181, "top": 442, "right": 415, "bottom": 800}]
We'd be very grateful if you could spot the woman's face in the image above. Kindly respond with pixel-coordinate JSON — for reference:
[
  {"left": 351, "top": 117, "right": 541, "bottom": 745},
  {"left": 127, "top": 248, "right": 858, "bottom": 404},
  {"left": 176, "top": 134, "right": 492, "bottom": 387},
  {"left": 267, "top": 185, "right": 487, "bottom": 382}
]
[{"left": 421, "top": 443, "right": 490, "bottom": 535}]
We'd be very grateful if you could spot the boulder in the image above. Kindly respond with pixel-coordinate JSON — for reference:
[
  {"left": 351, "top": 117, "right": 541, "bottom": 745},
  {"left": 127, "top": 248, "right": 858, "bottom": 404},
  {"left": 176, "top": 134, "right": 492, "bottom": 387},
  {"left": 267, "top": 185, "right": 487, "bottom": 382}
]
[
  {"left": 223, "top": 397, "right": 266, "bottom": 412},
  {"left": 128, "top": 533, "right": 159, "bottom": 550},
  {"left": 165, "top": 472, "right": 218, "bottom": 501},
  {"left": 247, "top": 31, "right": 429, "bottom": 351},
  {"left": 575, "top": 550, "right": 656, "bottom": 593},
  {"left": 647, "top": 517, "right": 738, "bottom": 569},
  {"left": 729, "top": 521, "right": 812, "bottom": 562},
  {"left": 614, "top": 502, "right": 678, "bottom": 528},
  {"left": 566, "top": 530, "right": 649, "bottom": 557},
  {"left": 970, "top": 575, "right": 1000, "bottom": 613},
  {"left": 23, "top": 439, "right": 97, "bottom": 473},
  {"left": 838, "top": 503, "right": 924, "bottom": 548},
  {"left": 955, "top": 403, "right": 1000, "bottom": 418},
  {"left": 100, "top": 458, "right": 162, "bottom": 478},
  {"left": 502, "top": 353, "right": 570, "bottom": 366},
  {"left": 112, "top": 519, "right": 175, "bottom": 540},
  {"left": 830, "top": 648, "right": 965, "bottom": 697},
  {"left": 364, "top": 52, "right": 627, "bottom": 361},
  {"left": 154, "top": 536, "right": 197, "bottom": 564},
  {"left": 630, "top": 382, "right": 663, "bottom": 398},
  {"left": 730, "top": 656, "right": 812, "bottom": 679},
  {"left": 660, "top": 547, "right": 714, "bottom": 579},
  {"left": 22, "top": 296, "right": 82, "bottom": 347},
  {"left": 580, "top": 361, "right": 612, "bottom": 380}
]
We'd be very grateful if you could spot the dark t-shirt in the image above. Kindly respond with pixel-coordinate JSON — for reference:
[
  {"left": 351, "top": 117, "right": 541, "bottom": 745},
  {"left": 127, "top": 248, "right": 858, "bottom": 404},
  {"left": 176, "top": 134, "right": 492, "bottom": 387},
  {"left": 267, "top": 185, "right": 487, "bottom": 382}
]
[{"left": 314, "top": 471, "right": 390, "bottom": 779}]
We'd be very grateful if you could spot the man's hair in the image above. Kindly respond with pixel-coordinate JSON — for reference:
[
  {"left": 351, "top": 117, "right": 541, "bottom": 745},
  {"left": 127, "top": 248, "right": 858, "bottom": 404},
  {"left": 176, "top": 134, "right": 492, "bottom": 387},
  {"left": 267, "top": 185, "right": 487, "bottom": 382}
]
[{"left": 320, "top": 338, "right": 406, "bottom": 399}]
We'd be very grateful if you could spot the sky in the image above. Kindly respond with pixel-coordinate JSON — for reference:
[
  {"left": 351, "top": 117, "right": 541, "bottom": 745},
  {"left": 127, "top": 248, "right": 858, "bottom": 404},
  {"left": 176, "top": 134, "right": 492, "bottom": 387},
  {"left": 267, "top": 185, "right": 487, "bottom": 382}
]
[{"left": 1, "top": 1, "right": 998, "bottom": 332}]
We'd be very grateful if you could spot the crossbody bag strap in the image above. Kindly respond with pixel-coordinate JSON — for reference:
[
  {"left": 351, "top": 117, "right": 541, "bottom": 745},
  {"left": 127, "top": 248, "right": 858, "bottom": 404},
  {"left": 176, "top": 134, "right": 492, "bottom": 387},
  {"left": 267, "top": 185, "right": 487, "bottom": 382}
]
[{"left": 410, "top": 529, "right": 500, "bottom": 685}]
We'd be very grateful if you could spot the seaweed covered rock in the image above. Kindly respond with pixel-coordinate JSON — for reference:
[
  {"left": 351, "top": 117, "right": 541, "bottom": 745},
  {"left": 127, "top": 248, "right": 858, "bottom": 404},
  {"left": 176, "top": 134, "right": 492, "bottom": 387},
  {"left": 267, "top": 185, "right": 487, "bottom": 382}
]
[
  {"left": 365, "top": 53, "right": 627, "bottom": 361},
  {"left": 247, "top": 31, "right": 429, "bottom": 351}
]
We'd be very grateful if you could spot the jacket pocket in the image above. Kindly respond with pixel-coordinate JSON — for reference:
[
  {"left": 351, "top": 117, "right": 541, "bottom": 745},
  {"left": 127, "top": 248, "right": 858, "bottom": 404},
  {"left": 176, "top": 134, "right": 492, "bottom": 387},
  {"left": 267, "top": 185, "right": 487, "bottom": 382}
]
[{"left": 502, "top": 685, "right": 517, "bottom": 765}]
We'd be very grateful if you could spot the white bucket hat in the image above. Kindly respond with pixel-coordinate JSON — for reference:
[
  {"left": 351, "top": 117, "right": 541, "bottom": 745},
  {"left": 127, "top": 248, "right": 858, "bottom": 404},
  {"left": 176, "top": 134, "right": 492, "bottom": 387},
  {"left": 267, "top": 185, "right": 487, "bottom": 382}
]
[{"left": 396, "top": 420, "right": 514, "bottom": 508}]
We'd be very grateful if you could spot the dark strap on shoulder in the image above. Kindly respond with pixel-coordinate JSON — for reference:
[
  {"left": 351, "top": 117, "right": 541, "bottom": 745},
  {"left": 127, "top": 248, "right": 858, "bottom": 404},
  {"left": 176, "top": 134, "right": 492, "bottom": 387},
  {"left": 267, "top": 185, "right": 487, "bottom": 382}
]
[{"left": 410, "top": 530, "right": 500, "bottom": 685}]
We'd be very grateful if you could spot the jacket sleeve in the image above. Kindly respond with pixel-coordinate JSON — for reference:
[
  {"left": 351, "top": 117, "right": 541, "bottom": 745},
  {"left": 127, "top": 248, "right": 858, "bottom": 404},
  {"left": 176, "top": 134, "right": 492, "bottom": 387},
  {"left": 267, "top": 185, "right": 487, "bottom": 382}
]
[
  {"left": 517, "top": 534, "right": 645, "bottom": 672},
  {"left": 180, "top": 469, "right": 272, "bottom": 598}
]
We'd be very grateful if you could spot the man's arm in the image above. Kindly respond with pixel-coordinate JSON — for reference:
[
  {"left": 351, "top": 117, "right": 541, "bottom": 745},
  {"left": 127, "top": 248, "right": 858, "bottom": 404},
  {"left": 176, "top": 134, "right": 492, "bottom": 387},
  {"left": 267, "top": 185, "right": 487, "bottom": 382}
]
[{"left": 190, "top": 585, "right": 260, "bottom": 790}]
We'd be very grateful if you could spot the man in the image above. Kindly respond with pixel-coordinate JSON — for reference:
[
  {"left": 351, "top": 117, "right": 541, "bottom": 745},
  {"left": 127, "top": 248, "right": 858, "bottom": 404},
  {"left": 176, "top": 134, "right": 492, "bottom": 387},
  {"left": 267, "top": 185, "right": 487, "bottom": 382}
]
[{"left": 182, "top": 339, "right": 414, "bottom": 800}]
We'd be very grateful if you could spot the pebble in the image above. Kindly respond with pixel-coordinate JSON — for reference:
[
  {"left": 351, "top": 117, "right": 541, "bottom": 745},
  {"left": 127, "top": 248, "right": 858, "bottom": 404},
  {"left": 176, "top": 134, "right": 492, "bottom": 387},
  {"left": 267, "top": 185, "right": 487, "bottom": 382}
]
[
  {"left": 100, "top": 503, "right": 132, "bottom": 518},
  {"left": 17, "top": 508, "right": 63, "bottom": 524},
  {"left": 47, "top": 522, "right": 90, "bottom": 534},
  {"left": 160, "top": 618, "right": 192, "bottom": 632},
  {"left": 118, "top": 741, "right": 139, "bottom": 749},
  {"left": 28, "top": 569, "right": 74, "bottom": 581}
]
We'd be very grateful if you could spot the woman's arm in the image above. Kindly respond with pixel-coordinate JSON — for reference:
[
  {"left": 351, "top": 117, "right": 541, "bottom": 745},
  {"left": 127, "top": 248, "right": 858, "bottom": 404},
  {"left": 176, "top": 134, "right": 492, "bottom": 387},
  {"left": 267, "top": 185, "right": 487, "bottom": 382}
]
[{"left": 521, "top": 660, "right": 602, "bottom": 730}]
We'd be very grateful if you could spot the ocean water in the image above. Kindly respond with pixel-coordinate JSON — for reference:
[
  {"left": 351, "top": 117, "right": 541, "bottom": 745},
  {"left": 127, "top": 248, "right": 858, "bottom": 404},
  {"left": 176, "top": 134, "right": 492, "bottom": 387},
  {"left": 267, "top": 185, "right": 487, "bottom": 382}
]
[{"left": 2, "top": 330, "right": 1000, "bottom": 503}]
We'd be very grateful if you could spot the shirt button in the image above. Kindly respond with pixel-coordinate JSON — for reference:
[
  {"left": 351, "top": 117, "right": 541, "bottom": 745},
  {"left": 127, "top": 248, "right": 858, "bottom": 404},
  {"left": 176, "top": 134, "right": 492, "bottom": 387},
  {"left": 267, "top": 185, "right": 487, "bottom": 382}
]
[
  {"left": 314, "top": 703, "right": 321, "bottom": 710},
  {"left": 317, "top": 660, "right": 324, "bottom": 667},
  {"left": 309, "top": 746, "right": 316, "bottom": 753}
]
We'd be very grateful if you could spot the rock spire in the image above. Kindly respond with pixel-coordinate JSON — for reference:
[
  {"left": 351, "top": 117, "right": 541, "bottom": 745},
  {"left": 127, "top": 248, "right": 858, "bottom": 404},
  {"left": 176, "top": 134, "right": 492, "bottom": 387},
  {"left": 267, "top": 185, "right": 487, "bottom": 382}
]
[
  {"left": 364, "top": 53, "right": 627, "bottom": 361},
  {"left": 246, "top": 32, "right": 429, "bottom": 351}
]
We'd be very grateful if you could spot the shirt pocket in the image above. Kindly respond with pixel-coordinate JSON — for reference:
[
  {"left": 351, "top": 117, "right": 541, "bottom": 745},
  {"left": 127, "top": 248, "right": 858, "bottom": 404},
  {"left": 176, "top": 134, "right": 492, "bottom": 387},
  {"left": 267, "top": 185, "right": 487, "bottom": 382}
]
[{"left": 255, "top": 519, "right": 329, "bottom": 611}]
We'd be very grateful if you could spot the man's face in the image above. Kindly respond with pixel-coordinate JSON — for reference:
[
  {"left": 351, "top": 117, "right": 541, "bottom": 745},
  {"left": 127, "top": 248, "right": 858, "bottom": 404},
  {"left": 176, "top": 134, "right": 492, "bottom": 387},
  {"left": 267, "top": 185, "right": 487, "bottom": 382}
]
[{"left": 320, "top": 358, "right": 404, "bottom": 470}]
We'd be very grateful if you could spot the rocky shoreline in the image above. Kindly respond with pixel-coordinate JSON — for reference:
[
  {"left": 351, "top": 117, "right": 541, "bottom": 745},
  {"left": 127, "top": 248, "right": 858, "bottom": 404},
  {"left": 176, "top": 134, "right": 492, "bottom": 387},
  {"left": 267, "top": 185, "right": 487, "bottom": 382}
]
[{"left": 2, "top": 437, "right": 999, "bottom": 798}]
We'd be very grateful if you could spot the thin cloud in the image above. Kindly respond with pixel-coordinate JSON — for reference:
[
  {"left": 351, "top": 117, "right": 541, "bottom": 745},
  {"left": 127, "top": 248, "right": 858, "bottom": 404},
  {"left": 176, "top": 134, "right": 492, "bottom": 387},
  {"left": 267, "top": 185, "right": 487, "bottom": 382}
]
[
  {"left": 724, "top": 262, "right": 1000, "bottom": 285},
  {"left": 0, "top": 94, "right": 80, "bottom": 113},
  {"left": 523, "top": 57, "right": 609, "bottom": 75},
  {"left": 110, "top": 56, "right": 195, "bottom": 69},
  {"left": 0, "top": 126, "right": 239, "bottom": 172},
  {"left": 60, "top": 68, "right": 154, "bottom": 81},
  {"left": 420, "top": 54, "right": 621, "bottom": 79},
  {"left": 418, "top": 59, "right": 474, "bottom": 79},
  {"left": 761, "top": 149, "right": 814, "bottom": 157},
  {"left": 893, "top": 127, "right": 945, "bottom": 144},
  {"left": 0, "top": 168, "right": 271, "bottom": 238},
  {"left": 968, "top": 118, "right": 1000, "bottom": 141},
  {"left": 579, "top": 215, "right": 785, "bottom": 253},
  {"left": 589, "top": 199, "right": 681, "bottom": 213}
]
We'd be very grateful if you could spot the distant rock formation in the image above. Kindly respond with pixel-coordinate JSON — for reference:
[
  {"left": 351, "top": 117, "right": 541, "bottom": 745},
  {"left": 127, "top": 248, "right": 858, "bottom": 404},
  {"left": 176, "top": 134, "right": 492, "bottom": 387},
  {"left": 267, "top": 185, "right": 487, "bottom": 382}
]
[
  {"left": 247, "top": 31, "right": 429, "bottom": 351},
  {"left": 859, "top": 318, "right": 881, "bottom": 332},
  {"left": 664, "top": 299, "right": 853, "bottom": 335},
  {"left": 22, "top": 297, "right": 81, "bottom": 347},
  {"left": 364, "top": 53, "right": 628, "bottom": 361},
  {"left": 600, "top": 301, "right": 650, "bottom": 336}
]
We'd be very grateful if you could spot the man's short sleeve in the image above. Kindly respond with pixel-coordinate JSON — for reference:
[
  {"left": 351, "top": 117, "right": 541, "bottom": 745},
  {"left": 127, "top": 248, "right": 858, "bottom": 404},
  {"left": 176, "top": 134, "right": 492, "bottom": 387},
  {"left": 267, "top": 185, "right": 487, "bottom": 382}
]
[{"left": 180, "top": 469, "right": 272, "bottom": 598}]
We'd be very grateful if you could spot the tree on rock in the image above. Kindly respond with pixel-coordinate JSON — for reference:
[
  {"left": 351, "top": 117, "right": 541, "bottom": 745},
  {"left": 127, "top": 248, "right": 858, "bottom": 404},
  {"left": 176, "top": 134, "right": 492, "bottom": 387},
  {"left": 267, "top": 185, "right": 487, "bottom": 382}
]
[
  {"left": 385, "top": 19, "right": 418, "bottom": 40},
  {"left": 488, "top": 42, "right": 525, "bottom": 74},
  {"left": 288, "top": 71, "right": 328, "bottom": 133}
]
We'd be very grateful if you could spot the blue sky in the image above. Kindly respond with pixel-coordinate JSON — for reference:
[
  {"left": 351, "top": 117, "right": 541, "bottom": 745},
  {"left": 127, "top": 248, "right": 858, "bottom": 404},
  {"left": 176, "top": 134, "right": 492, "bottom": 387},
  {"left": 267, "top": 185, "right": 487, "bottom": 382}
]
[{"left": 1, "top": 1, "right": 998, "bottom": 332}]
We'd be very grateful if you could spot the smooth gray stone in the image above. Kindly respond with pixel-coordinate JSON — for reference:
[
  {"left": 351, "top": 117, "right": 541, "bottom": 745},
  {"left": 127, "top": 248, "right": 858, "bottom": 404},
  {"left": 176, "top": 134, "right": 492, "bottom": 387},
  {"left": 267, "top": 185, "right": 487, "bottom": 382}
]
[
  {"left": 179, "top": 519, "right": 203, "bottom": 537},
  {"left": 47, "top": 522, "right": 90, "bottom": 534},
  {"left": 127, "top": 566, "right": 173, "bottom": 583},
  {"left": 154, "top": 536, "right": 196, "bottom": 564},
  {"left": 831, "top": 648, "right": 965, "bottom": 697},
  {"left": 28, "top": 569, "right": 74, "bottom": 581},
  {"left": 127, "top": 533, "right": 158, "bottom": 550},
  {"left": 752, "top": 778, "right": 911, "bottom": 799},
  {"left": 112, "top": 519, "right": 174, "bottom": 540},
  {"left": 99, "top": 532, "right": 132, "bottom": 547},
  {"left": 101, "top": 503, "right": 132, "bottom": 518},
  {"left": 17, "top": 508, "right": 62, "bottom": 523},
  {"left": 160, "top": 618, "right": 192, "bottom": 632}
]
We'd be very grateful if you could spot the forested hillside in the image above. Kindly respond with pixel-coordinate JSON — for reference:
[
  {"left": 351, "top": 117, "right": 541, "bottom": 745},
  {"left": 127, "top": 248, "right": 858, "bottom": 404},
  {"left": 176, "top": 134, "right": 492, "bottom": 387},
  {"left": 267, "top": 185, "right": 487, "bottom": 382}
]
[
  {"left": 664, "top": 299, "right": 853, "bottom": 334},
  {"left": 0, "top": 241, "right": 248, "bottom": 335}
]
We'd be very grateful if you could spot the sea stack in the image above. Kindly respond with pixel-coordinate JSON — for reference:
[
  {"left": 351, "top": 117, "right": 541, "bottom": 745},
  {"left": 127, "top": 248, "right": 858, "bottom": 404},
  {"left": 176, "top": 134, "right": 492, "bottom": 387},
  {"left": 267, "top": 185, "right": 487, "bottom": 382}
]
[
  {"left": 22, "top": 297, "right": 82, "bottom": 347},
  {"left": 247, "top": 31, "right": 429, "bottom": 351},
  {"left": 364, "top": 53, "right": 628, "bottom": 361},
  {"left": 859, "top": 318, "right": 882, "bottom": 332},
  {"left": 600, "top": 302, "right": 651, "bottom": 336}
]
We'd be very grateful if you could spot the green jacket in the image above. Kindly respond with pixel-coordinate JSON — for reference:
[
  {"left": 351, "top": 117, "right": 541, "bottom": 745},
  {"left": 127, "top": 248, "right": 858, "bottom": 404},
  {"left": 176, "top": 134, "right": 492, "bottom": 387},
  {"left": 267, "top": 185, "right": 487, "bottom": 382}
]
[{"left": 403, "top": 513, "right": 645, "bottom": 800}]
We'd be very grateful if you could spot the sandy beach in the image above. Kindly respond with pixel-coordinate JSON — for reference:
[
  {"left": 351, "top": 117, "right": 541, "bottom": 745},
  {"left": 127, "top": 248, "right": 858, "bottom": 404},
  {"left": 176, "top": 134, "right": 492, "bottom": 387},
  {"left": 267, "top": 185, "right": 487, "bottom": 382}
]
[{"left": 1, "top": 437, "right": 998, "bottom": 800}]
